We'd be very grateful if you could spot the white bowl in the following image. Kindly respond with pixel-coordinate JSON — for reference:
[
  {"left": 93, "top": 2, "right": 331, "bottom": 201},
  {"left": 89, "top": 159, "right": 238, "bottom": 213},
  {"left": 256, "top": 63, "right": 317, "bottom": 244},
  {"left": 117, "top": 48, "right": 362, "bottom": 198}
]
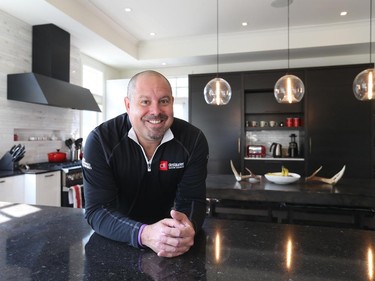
[{"left": 264, "top": 172, "right": 301, "bottom": 184}]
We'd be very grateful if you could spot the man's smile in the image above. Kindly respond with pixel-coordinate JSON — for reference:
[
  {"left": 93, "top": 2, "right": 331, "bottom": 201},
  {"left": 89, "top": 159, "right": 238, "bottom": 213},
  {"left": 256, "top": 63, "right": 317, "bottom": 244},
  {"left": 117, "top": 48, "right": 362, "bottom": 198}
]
[{"left": 148, "top": 119, "right": 163, "bottom": 124}]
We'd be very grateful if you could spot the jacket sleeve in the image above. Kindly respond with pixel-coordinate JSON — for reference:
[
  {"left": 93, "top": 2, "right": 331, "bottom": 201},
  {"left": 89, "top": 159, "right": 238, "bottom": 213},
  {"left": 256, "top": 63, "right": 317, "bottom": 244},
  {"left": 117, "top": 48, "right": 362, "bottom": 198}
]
[
  {"left": 174, "top": 130, "right": 209, "bottom": 232},
  {"left": 82, "top": 130, "right": 143, "bottom": 248}
]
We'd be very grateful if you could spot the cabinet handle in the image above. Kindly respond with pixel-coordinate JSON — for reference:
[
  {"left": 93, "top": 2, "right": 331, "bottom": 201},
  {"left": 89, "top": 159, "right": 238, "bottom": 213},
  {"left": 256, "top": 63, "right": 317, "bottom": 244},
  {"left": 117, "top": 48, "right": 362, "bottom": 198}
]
[
  {"left": 238, "top": 138, "right": 240, "bottom": 154},
  {"left": 0, "top": 180, "right": 5, "bottom": 184},
  {"left": 44, "top": 174, "right": 55, "bottom": 178},
  {"left": 309, "top": 137, "right": 312, "bottom": 154}
]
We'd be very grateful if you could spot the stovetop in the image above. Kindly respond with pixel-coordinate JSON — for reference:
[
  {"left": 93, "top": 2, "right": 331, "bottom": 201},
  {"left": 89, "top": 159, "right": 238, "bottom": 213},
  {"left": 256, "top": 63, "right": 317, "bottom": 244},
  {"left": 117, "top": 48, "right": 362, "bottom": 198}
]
[{"left": 28, "top": 160, "right": 82, "bottom": 171}]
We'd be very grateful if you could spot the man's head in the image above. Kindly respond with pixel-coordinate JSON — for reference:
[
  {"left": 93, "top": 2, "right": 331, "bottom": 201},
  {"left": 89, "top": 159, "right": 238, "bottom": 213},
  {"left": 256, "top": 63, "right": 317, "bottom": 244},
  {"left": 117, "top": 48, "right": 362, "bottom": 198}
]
[{"left": 125, "top": 70, "right": 174, "bottom": 146}]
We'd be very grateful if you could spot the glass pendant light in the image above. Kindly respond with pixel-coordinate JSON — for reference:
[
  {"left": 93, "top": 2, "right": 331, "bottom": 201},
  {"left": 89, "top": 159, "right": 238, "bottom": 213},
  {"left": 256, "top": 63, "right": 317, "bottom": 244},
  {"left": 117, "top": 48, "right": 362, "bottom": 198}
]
[
  {"left": 353, "top": 0, "right": 375, "bottom": 101},
  {"left": 274, "top": 0, "right": 305, "bottom": 104},
  {"left": 203, "top": 0, "right": 232, "bottom": 106}
]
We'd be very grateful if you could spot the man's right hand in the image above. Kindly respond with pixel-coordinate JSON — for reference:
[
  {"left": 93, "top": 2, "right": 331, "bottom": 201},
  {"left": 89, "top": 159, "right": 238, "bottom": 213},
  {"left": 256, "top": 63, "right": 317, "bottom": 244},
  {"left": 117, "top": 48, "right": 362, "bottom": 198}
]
[{"left": 140, "top": 210, "right": 195, "bottom": 257}]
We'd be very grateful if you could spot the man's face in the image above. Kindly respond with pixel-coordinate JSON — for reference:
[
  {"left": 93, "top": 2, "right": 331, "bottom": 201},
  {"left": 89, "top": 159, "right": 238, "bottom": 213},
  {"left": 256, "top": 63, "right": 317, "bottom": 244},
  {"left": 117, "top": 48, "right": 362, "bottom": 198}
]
[{"left": 125, "top": 74, "right": 174, "bottom": 146}]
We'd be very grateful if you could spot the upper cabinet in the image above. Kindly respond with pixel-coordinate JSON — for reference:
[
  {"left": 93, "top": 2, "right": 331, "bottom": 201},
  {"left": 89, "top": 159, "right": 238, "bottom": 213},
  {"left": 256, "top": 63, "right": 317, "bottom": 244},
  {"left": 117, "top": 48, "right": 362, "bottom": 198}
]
[
  {"left": 243, "top": 70, "right": 285, "bottom": 90},
  {"left": 305, "top": 64, "right": 373, "bottom": 178},
  {"left": 189, "top": 64, "right": 374, "bottom": 178},
  {"left": 189, "top": 73, "right": 242, "bottom": 174}
]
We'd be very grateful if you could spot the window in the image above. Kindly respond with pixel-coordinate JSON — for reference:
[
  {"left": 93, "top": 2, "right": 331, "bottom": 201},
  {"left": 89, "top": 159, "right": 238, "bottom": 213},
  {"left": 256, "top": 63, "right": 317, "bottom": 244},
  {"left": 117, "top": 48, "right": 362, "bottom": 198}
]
[
  {"left": 168, "top": 76, "right": 188, "bottom": 121},
  {"left": 81, "top": 65, "right": 104, "bottom": 146}
]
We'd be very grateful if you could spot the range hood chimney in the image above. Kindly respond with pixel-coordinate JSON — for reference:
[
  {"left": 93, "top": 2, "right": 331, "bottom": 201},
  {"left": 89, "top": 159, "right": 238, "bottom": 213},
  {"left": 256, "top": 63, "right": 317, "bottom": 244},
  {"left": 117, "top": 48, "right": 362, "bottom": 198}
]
[{"left": 7, "top": 24, "right": 101, "bottom": 112}]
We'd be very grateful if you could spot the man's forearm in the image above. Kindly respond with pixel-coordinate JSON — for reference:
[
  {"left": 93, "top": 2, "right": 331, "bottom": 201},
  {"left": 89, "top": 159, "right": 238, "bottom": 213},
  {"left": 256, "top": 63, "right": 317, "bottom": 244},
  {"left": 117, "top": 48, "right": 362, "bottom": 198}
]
[{"left": 85, "top": 205, "right": 144, "bottom": 247}]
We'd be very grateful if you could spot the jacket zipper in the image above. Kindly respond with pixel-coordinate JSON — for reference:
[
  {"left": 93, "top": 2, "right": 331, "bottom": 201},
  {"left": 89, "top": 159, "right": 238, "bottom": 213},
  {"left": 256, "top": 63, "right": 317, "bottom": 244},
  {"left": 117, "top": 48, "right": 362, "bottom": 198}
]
[{"left": 146, "top": 160, "right": 152, "bottom": 172}]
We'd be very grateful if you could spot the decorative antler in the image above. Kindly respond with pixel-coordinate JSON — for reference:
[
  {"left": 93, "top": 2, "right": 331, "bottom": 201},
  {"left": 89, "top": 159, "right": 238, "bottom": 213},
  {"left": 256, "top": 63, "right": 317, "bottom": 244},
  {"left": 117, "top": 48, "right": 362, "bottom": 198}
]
[
  {"left": 230, "top": 160, "right": 261, "bottom": 182},
  {"left": 305, "top": 165, "right": 346, "bottom": 185}
]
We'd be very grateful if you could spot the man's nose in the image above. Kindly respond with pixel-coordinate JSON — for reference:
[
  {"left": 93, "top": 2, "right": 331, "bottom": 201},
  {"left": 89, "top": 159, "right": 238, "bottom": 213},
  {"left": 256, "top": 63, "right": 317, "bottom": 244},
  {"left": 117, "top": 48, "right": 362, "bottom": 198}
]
[{"left": 149, "top": 101, "right": 162, "bottom": 114}]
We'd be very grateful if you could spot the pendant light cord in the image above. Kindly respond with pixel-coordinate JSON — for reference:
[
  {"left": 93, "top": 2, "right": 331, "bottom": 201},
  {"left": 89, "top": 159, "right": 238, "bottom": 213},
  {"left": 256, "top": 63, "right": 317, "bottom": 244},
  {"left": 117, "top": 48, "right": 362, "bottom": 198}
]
[
  {"left": 216, "top": 0, "right": 219, "bottom": 77},
  {"left": 370, "top": 0, "right": 373, "bottom": 67},
  {"left": 288, "top": 0, "right": 290, "bottom": 72}
]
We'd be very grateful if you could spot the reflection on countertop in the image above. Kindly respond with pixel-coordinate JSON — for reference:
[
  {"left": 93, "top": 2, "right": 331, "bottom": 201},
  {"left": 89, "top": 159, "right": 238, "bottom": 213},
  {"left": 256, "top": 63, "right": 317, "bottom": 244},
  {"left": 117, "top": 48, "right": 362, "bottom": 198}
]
[{"left": 0, "top": 201, "right": 374, "bottom": 280}]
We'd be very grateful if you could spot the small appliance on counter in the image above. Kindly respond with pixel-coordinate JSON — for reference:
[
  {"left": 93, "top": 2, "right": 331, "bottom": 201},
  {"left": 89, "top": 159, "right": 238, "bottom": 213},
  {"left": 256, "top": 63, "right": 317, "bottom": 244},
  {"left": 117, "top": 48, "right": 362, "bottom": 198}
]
[
  {"left": 288, "top": 134, "right": 299, "bottom": 158},
  {"left": 246, "top": 145, "right": 266, "bottom": 158},
  {"left": 270, "top": 142, "right": 282, "bottom": 158}
]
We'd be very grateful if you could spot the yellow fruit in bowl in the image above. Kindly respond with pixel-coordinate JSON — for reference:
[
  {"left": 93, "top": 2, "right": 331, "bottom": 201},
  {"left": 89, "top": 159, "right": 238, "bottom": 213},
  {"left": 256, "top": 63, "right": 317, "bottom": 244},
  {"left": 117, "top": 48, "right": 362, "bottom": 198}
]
[
  {"left": 281, "top": 166, "right": 289, "bottom": 176},
  {"left": 266, "top": 166, "right": 292, "bottom": 177}
]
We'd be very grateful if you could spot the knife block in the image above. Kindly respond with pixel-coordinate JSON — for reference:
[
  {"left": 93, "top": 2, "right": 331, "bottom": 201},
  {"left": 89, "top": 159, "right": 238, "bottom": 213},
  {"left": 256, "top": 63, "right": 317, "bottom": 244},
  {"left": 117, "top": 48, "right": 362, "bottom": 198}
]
[{"left": 0, "top": 152, "right": 14, "bottom": 171}]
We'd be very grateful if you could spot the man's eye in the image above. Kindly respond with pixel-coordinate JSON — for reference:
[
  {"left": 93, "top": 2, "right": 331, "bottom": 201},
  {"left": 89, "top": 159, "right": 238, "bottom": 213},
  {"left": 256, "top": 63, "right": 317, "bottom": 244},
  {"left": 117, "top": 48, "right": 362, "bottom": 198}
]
[
  {"left": 140, "top": 100, "right": 150, "bottom": 105},
  {"left": 160, "top": 98, "right": 170, "bottom": 105}
]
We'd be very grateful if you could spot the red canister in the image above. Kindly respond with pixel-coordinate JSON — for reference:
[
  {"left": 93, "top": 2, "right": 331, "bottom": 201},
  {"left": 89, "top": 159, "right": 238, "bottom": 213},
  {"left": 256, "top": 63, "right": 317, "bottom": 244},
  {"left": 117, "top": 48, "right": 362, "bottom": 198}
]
[
  {"left": 293, "top": 117, "right": 301, "bottom": 127},
  {"left": 286, "top": 117, "right": 293, "bottom": 127}
]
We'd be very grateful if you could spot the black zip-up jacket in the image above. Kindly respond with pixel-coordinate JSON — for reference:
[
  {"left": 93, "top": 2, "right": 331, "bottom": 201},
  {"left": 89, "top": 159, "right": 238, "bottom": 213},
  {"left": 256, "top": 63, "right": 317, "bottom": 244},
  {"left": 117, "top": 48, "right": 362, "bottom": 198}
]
[{"left": 83, "top": 113, "right": 209, "bottom": 248}]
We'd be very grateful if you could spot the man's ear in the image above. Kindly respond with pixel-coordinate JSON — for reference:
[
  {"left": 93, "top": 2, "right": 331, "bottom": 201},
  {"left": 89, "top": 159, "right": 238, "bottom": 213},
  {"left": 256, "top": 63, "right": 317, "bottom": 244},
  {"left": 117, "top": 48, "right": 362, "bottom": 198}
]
[{"left": 124, "top": 97, "right": 130, "bottom": 112}]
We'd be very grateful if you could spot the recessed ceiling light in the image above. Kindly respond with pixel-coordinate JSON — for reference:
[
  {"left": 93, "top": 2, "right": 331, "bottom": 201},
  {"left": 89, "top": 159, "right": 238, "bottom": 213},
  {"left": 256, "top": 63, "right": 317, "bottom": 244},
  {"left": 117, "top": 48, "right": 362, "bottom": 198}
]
[
  {"left": 124, "top": 8, "right": 132, "bottom": 12},
  {"left": 150, "top": 32, "right": 156, "bottom": 36},
  {"left": 161, "top": 62, "right": 167, "bottom": 66},
  {"left": 340, "top": 11, "right": 348, "bottom": 16},
  {"left": 242, "top": 22, "right": 248, "bottom": 27}
]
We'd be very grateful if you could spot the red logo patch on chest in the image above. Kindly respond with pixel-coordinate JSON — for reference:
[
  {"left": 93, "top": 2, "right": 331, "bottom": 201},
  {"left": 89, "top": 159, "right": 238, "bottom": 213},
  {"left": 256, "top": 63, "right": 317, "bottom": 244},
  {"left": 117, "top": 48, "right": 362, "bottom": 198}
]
[{"left": 159, "top": 161, "right": 168, "bottom": 171}]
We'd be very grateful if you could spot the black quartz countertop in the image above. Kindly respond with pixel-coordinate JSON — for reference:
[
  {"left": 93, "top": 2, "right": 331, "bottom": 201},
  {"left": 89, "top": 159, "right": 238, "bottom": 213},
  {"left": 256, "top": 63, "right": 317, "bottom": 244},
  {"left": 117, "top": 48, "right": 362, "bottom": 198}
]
[
  {"left": 206, "top": 174, "right": 375, "bottom": 209},
  {"left": 1, "top": 201, "right": 375, "bottom": 280},
  {"left": 0, "top": 160, "right": 82, "bottom": 178}
]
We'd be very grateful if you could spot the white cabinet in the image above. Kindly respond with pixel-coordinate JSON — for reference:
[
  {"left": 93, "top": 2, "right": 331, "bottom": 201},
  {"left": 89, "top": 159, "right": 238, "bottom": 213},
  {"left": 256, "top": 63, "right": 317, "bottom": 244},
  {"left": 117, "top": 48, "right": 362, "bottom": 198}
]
[
  {"left": 0, "top": 175, "right": 25, "bottom": 203},
  {"left": 24, "top": 171, "right": 61, "bottom": 207}
]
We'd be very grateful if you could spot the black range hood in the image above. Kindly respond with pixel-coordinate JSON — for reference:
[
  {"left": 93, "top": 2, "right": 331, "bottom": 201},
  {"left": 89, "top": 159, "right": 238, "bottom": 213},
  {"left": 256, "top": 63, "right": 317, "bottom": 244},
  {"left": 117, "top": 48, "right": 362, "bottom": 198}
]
[{"left": 7, "top": 24, "right": 101, "bottom": 112}]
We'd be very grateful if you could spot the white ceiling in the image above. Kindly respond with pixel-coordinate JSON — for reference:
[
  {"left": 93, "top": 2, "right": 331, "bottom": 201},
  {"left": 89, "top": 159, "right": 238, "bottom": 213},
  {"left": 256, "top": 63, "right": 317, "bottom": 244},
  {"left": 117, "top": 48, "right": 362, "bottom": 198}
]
[{"left": 0, "top": 0, "right": 373, "bottom": 73}]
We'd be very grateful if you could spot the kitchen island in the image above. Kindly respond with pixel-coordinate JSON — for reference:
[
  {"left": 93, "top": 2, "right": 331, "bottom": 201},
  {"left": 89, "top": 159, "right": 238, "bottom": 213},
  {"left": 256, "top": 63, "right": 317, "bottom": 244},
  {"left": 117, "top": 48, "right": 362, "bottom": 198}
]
[
  {"left": 1, "top": 201, "right": 375, "bottom": 280},
  {"left": 206, "top": 174, "right": 375, "bottom": 229}
]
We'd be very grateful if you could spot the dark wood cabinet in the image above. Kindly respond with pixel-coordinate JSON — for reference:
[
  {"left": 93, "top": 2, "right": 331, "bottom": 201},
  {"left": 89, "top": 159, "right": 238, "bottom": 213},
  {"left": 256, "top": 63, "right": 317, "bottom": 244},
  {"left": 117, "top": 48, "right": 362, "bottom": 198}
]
[
  {"left": 243, "top": 70, "right": 284, "bottom": 90},
  {"left": 189, "top": 64, "right": 374, "bottom": 178},
  {"left": 189, "top": 73, "right": 242, "bottom": 174},
  {"left": 305, "top": 64, "right": 373, "bottom": 178}
]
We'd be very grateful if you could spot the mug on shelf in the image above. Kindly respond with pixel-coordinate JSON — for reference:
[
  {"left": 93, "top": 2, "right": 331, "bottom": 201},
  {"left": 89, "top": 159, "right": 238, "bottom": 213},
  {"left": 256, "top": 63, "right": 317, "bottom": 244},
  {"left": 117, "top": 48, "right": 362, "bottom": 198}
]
[
  {"left": 269, "top": 120, "right": 277, "bottom": 127},
  {"left": 260, "top": 121, "right": 268, "bottom": 127},
  {"left": 250, "top": 121, "right": 258, "bottom": 127}
]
